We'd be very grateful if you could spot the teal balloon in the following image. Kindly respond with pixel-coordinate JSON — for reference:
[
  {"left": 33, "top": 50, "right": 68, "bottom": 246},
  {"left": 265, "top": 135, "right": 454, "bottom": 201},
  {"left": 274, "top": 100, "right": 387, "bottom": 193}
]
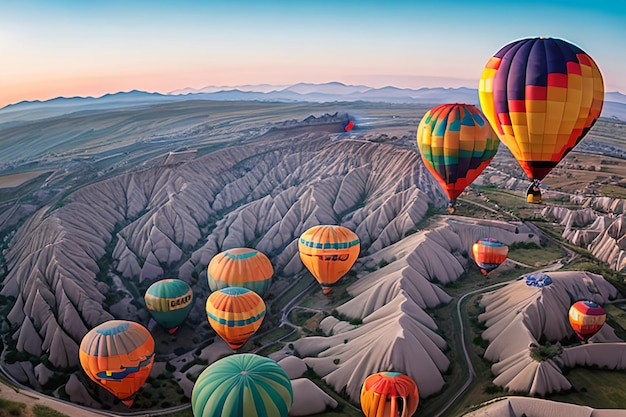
[
  {"left": 144, "top": 279, "right": 193, "bottom": 331},
  {"left": 192, "top": 353, "right": 293, "bottom": 417}
]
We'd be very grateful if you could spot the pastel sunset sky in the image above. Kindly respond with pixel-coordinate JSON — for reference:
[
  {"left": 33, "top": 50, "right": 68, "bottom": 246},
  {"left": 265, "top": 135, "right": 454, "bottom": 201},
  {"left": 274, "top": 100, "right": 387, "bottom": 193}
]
[{"left": 1, "top": 0, "right": 624, "bottom": 108}]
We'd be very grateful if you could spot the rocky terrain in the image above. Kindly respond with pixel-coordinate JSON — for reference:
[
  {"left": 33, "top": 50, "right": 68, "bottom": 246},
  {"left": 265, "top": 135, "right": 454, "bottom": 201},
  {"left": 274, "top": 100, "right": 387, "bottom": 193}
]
[{"left": 479, "top": 271, "right": 624, "bottom": 396}]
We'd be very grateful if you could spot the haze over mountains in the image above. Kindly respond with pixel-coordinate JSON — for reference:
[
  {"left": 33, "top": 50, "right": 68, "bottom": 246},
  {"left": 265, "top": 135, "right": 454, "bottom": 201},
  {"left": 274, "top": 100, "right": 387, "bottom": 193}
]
[{"left": 2, "top": 82, "right": 626, "bottom": 125}]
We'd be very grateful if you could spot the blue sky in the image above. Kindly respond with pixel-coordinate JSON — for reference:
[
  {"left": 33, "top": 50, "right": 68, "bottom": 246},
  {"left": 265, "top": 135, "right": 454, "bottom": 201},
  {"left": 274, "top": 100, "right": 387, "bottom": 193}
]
[{"left": 1, "top": 0, "right": 624, "bottom": 107}]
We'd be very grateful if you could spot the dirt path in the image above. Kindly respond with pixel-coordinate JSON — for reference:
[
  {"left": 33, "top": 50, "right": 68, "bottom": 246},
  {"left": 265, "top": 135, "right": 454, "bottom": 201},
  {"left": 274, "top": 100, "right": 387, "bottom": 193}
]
[{"left": 0, "top": 379, "right": 108, "bottom": 417}]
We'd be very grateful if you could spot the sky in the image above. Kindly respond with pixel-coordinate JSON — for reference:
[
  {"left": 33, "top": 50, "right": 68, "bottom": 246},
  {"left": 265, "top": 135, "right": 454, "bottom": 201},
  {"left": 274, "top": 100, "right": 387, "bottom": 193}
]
[{"left": 1, "top": 0, "right": 625, "bottom": 108}]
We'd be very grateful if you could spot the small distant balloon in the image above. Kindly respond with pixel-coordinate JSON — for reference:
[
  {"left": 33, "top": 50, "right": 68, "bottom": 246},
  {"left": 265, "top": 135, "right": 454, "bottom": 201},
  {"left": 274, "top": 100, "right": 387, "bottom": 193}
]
[
  {"left": 79, "top": 320, "right": 155, "bottom": 407},
  {"left": 144, "top": 278, "right": 193, "bottom": 333},
  {"left": 344, "top": 120, "right": 355, "bottom": 131},
  {"left": 360, "top": 371, "right": 419, "bottom": 417},
  {"left": 192, "top": 353, "right": 293, "bottom": 417},
  {"left": 207, "top": 248, "right": 274, "bottom": 296},
  {"left": 205, "top": 286, "right": 266, "bottom": 349},
  {"left": 298, "top": 225, "right": 360, "bottom": 294},
  {"left": 472, "top": 238, "right": 508, "bottom": 275},
  {"left": 569, "top": 300, "right": 606, "bottom": 341}
]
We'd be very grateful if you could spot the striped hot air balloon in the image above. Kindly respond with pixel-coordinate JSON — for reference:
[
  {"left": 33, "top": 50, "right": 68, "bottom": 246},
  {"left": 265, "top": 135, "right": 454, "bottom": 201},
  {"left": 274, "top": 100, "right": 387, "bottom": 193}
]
[
  {"left": 360, "top": 371, "right": 419, "bottom": 417},
  {"left": 569, "top": 300, "right": 606, "bottom": 341},
  {"left": 144, "top": 278, "right": 193, "bottom": 333},
  {"left": 79, "top": 320, "right": 155, "bottom": 407},
  {"left": 479, "top": 37, "right": 604, "bottom": 203},
  {"left": 207, "top": 248, "right": 274, "bottom": 296},
  {"left": 417, "top": 103, "right": 500, "bottom": 213},
  {"left": 191, "top": 353, "right": 293, "bottom": 417},
  {"left": 298, "top": 225, "right": 360, "bottom": 294},
  {"left": 205, "top": 287, "right": 266, "bottom": 349},
  {"left": 471, "top": 238, "right": 509, "bottom": 275}
]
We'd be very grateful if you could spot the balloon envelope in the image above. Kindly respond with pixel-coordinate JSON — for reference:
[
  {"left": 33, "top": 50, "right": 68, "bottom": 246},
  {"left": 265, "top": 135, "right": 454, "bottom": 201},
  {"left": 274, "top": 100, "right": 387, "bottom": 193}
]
[
  {"left": 479, "top": 37, "right": 604, "bottom": 182},
  {"left": 192, "top": 353, "right": 293, "bottom": 417},
  {"left": 205, "top": 286, "right": 266, "bottom": 349},
  {"left": 569, "top": 300, "right": 606, "bottom": 341},
  {"left": 207, "top": 248, "right": 273, "bottom": 296},
  {"left": 472, "top": 238, "right": 508, "bottom": 275},
  {"left": 144, "top": 279, "right": 193, "bottom": 332},
  {"left": 79, "top": 320, "right": 155, "bottom": 406},
  {"left": 360, "top": 371, "right": 419, "bottom": 417},
  {"left": 298, "top": 225, "right": 360, "bottom": 294},
  {"left": 417, "top": 103, "right": 500, "bottom": 206}
]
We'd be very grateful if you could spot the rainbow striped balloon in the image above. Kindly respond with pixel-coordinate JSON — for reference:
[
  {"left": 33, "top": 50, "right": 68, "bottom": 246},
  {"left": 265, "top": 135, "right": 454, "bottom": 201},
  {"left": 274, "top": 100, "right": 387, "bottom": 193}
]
[
  {"left": 207, "top": 248, "right": 274, "bottom": 296},
  {"left": 192, "top": 354, "right": 293, "bottom": 417},
  {"left": 144, "top": 279, "right": 193, "bottom": 332},
  {"left": 417, "top": 103, "right": 499, "bottom": 206},
  {"left": 479, "top": 37, "right": 604, "bottom": 182},
  {"left": 79, "top": 320, "right": 155, "bottom": 406},
  {"left": 360, "top": 371, "right": 419, "bottom": 417},
  {"left": 569, "top": 300, "right": 606, "bottom": 341},
  {"left": 205, "top": 287, "right": 266, "bottom": 349}
]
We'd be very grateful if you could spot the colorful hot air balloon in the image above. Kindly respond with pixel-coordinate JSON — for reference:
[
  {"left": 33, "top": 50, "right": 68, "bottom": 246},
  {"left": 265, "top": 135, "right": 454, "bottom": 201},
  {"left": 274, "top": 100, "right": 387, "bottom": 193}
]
[
  {"left": 569, "top": 300, "right": 606, "bottom": 341},
  {"left": 205, "top": 286, "right": 266, "bottom": 349},
  {"left": 79, "top": 320, "right": 155, "bottom": 407},
  {"left": 344, "top": 120, "right": 355, "bottom": 131},
  {"left": 360, "top": 371, "right": 419, "bottom": 417},
  {"left": 471, "top": 238, "right": 509, "bottom": 275},
  {"left": 192, "top": 353, "right": 293, "bottom": 417},
  {"left": 298, "top": 225, "right": 360, "bottom": 294},
  {"left": 207, "top": 248, "right": 274, "bottom": 296},
  {"left": 479, "top": 37, "right": 604, "bottom": 203},
  {"left": 144, "top": 278, "right": 193, "bottom": 333},
  {"left": 417, "top": 103, "right": 500, "bottom": 213}
]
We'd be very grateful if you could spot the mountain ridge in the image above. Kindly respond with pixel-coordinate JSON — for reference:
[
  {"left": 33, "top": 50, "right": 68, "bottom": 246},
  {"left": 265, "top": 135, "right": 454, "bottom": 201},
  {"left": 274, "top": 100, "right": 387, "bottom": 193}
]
[{"left": 2, "top": 82, "right": 625, "bottom": 124}]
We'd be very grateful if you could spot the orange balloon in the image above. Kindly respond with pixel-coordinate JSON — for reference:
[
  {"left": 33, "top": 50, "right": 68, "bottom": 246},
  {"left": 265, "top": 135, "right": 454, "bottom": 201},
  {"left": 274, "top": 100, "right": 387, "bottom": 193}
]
[
  {"left": 360, "top": 372, "right": 419, "bottom": 417},
  {"left": 79, "top": 320, "right": 155, "bottom": 406},
  {"left": 205, "top": 286, "right": 266, "bottom": 349},
  {"left": 471, "top": 238, "right": 508, "bottom": 275},
  {"left": 569, "top": 300, "right": 606, "bottom": 341},
  {"left": 298, "top": 225, "right": 360, "bottom": 294}
]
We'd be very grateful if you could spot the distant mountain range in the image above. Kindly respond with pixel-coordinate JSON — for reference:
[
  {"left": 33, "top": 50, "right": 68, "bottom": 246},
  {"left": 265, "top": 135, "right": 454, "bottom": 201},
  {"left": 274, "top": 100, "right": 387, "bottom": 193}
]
[{"left": 2, "top": 82, "right": 626, "bottom": 124}]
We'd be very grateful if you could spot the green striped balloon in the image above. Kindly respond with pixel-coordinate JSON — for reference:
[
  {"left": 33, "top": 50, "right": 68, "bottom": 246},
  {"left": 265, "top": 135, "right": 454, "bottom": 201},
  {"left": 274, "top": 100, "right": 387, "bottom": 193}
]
[
  {"left": 192, "top": 354, "right": 293, "bottom": 417},
  {"left": 144, "top": 279, "right": 193, "bottom": 331}
]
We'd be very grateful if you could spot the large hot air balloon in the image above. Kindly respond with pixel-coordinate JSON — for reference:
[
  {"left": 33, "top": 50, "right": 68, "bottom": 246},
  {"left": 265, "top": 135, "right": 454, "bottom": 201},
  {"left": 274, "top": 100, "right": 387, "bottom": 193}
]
[
  {"left": 298, "top": 225, "right": 360, "bottom": 294},
  {"left": 569, "top": 300, "right": 606, "bottom": 341},
  {"left": 479, "top": 37, "right": 604, "bottom": 203},
  {"left": 205, "top": 286, "right": 266, "bottom": 349},
  {"left": 360, "top": 371, "right": 419, "bottom": 417},
  {"left": 144, "top": 278, "right": 193, "bottom": 333},
  {"left": 207, "top": 248, "right": 274, "bottom": 296},
  {"left": 471, "top": 238, "right": 509, "bottom": 275},
  {"left": 417, "top": 103, "right": 500, "bottom": 213},
  {"left": 192, "top": 353, "right": 293, "bottom": 417},
  {"left": 79, "top": 320, "right": 155, "bottom": 407}
]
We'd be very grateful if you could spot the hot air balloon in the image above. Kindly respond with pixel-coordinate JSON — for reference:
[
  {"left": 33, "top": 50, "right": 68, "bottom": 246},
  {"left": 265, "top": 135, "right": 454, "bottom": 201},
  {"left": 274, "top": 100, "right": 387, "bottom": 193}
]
[
  {"left": 524, "top": 271, "right": 553, "bottom": 288},
  {"left": 360, "top": 371, "right": 419, "bottom": 417},
  {"left": 298, "top": 225, "right": 360, "bottom": 294},
  {"left": 144, "top": 278, "right": 193, "bottom": 333},
  {"left": 417, "top": 103, "right": 500, "bottom": 214},
  {"left": 79, "top": 320, "right": 155, "bottom": 407},
  {"left": 205, "top": 286, "right": 266, "bottom": 349},
  {"left": 471, "top": 238, "right": 509, "bottom": 275},
  {"left": 478, "top": 37, "right": 604, "bottom": 204},
  {"left": 344, "top": 120, "right": 355, "bottom": 131},
  {"left": 192, "top": 353, "right": 293, "bottom": 417},
  {"left": 569, "top": 300, "right": 606, "bottom": 341},
  {"left": 207, "top": 248, "right": 273, "bottom": 296}
]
